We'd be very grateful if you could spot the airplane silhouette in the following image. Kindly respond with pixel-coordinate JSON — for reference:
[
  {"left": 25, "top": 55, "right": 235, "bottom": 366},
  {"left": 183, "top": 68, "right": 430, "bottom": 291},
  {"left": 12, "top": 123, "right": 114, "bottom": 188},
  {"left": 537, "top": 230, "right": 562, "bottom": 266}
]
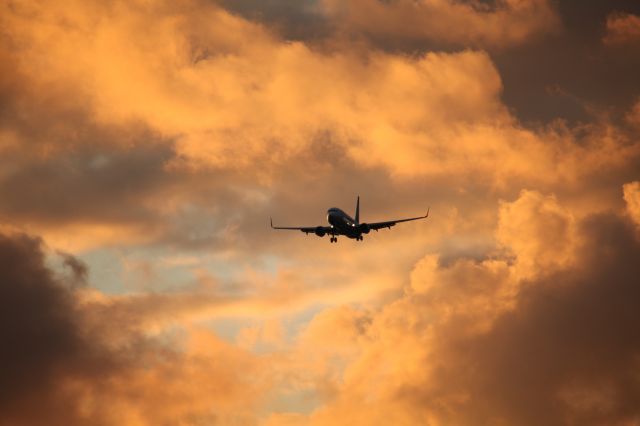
[{"left": 271, "top": 196, "right": 429, "bottom": 243}]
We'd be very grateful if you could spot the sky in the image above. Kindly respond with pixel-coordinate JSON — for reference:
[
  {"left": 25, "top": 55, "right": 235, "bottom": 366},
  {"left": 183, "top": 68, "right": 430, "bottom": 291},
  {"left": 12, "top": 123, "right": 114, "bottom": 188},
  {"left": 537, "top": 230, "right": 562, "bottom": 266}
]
[{"left": 1, "top": 0, "right": 640, "bottom": 424}]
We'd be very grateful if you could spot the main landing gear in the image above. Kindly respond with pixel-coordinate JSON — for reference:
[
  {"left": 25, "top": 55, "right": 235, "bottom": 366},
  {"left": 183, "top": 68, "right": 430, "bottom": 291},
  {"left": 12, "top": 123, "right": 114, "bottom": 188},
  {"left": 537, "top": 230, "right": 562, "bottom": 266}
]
[{"left": 330, "top": 237, "right": 338, "bottom": 243}]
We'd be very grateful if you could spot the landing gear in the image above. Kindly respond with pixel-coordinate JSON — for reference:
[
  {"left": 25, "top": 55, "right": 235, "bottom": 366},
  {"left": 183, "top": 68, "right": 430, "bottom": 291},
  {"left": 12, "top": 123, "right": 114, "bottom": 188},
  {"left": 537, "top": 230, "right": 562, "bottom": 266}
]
[
  {"left": 330, "top": 237, "right": 337, "bottom": 243},
  {"left": 356, "top": 236, "right": 363, "bottom": 241}
]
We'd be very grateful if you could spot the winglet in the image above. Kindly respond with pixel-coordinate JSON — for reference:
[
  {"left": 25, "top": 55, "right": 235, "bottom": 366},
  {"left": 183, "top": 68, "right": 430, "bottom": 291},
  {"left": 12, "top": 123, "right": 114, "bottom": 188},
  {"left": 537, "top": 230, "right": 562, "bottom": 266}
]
[
  {"left": 426, "top": 207, "right": 430, "bottom": 218},
  {"left": 270, "top": 217, "right": 274, "bottom": 228}
]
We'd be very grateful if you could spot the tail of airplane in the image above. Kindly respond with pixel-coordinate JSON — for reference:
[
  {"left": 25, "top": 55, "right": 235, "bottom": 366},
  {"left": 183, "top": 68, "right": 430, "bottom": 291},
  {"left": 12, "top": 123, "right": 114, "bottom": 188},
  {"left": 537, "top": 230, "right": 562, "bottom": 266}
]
[{"left": 355, "top": 195, "right": 360, "bottom": 224}]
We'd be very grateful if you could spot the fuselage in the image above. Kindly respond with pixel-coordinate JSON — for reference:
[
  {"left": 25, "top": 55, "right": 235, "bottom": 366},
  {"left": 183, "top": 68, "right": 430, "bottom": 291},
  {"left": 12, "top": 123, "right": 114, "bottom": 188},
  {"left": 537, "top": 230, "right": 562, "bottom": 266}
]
[{"left": 327, "top": 208, "right": 361, "bottom": 239}]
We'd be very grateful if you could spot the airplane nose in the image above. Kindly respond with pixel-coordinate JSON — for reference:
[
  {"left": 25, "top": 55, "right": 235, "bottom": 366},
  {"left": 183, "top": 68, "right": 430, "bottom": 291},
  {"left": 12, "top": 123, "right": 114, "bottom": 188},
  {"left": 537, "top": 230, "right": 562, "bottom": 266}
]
[{"left": 327, "top": 212, "right": 337, "bottom": 225}]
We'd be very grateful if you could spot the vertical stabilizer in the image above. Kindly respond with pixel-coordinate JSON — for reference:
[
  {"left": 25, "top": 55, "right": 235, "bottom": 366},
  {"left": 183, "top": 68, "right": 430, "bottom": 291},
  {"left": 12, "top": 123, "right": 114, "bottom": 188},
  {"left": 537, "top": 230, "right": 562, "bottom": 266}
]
[{"left": 355, "top": 196, "right": 360, "bottom": 224}]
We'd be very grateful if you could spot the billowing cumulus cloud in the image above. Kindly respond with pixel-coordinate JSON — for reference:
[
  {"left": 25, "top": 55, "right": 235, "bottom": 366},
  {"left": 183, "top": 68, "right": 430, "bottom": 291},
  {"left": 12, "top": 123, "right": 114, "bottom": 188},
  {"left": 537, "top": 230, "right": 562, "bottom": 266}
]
[
  {"left": 285, "top": 189, "right": 640, "bottom": 426},
  {"left": 496, "top": 190, "right": 576, "bottom": 279}
]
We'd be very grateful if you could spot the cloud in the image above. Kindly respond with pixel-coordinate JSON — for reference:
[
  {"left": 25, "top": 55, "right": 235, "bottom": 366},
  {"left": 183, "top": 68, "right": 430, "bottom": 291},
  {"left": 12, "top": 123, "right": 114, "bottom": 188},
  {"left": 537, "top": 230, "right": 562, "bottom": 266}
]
[
  {"left": 604, "top": 12, "right": 640, "bottom": 45},
  {"left": 442, "top": 212, "right": 640, "bottom": 425},
  {"left": 623, "top": 181, "right": 640, "bottom": 226},
  {"left": 628, "top": 100, "right": 640, "bottom": 126},
  {"left": 0, "top": 230, "right": 429, "bottom": 425},
  {"left": 0, "top": 231, "right": 273, "bottom": 425},
  {"left": 1, "top": 0, "right": 639, "bottom": 256},
  {"left": 1, "top": 1, "right": 640, "bottom": 422},
  {"left": 290, "top": 188, "right": 640, "bottom": 426},
  {"left": 320, "top": 0, "right": 560, "bottom": 50},
  {"left": 497, "top": 190, "right": 576, "bottom": 279},
  {"left": 3, "top": 0, "right": 631, "bottom": 181},
  {"left": 0, "top": 233, "right": 90, "bottom": 415},
  {"left": 3, "top": 189, "right": 640, "bottom": 424}
]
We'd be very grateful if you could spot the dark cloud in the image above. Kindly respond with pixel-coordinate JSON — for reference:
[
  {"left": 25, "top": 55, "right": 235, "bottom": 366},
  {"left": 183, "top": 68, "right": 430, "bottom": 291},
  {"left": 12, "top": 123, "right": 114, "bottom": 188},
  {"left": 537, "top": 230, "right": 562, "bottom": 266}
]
[
  {"left": 60, "top": 251, "right": 89, "bottom": 288},
  {"left": 420, "top": 213, "right": 640, "bottom": 425},
  {"left": 0, "top": 141, "right": 176, "bottom": 225},
  {"left": 0, "top": 231, "right": 262, "bottom": 425},
  {"left": 488, "top": 0, "right": 640, "bottom": 124},
  {"left": 219, "top": 0, "right": 329, "bottom": 41},
  {"left": 0, "top": 233, "right": 111, "bottom": 424}
]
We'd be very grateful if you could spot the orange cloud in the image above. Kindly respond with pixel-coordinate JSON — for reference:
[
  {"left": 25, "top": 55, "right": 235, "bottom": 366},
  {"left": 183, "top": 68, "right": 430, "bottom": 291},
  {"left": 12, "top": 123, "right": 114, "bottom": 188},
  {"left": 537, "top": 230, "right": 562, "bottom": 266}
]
[
  {"left": 1, "top": 1, "right": 640, "bottom": 423},
  {"left": 281, "top": 186, "right": 640, "bottom": 425},
  {"left": 3, "top": 183, "right": 640, "bottom": 424},
  {"left": 497, "top": 190, "right": 576, "bottom": 279},
  {"left": 603, "top": 12, "right": 640, "bottom": 45},
  {"left": 2, "top": 0, "right": 639, "bottom": 258},
  {"left": 623, "top": 181, "right": 640, "bottom": 226},
  {"left": 3, "top": 0, "right": 633, "bottom": 188}
]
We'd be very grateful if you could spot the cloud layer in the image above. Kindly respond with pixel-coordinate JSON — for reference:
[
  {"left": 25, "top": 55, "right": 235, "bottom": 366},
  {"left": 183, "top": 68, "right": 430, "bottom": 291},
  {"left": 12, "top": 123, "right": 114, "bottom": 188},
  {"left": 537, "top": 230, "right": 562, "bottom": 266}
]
[{"left": 1, "top": 0, "right": 639, "bottom": 424}]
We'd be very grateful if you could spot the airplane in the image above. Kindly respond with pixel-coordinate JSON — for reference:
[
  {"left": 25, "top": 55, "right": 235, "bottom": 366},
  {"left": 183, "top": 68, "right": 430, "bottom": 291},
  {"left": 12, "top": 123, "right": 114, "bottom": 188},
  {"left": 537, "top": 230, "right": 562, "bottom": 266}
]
[{"left": 270, "top": 196, "right": 429, "bottom": 243}]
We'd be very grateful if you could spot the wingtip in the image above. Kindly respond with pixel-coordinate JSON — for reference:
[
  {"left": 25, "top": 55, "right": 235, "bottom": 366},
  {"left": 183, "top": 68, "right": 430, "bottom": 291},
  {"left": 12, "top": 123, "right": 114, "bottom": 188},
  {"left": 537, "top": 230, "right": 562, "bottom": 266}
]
[
  {"left": 270, "top": 217, "right": 273, "bottom": 228},
  {"left": 426, "top": 207, "right": 430, "bottom": 218}
]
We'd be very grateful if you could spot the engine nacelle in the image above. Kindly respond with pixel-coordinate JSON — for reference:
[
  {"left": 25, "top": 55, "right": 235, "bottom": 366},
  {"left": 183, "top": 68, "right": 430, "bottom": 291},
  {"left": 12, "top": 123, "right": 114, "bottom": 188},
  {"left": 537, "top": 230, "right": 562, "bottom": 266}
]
[
  {"left": 315, "top": 227, "right": 326, "bottom": 237},
  {"left": 359, "top": 223, "right": 371, "bottom": 234}
]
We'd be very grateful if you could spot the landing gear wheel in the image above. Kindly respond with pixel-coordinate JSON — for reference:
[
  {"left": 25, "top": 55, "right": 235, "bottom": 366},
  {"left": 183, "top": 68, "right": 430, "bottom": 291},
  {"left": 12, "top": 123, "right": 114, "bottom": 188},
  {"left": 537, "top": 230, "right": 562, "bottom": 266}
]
[{"left": 330, "top": 237, "right": 337, "bottom": 243}]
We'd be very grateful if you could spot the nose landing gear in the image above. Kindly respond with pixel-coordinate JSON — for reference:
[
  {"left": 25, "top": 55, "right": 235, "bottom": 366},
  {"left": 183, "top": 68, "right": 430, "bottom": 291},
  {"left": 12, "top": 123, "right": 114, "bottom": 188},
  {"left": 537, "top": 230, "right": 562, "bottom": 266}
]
[{"left": 330, "top": 237, "right": 337, "bottom": 243}]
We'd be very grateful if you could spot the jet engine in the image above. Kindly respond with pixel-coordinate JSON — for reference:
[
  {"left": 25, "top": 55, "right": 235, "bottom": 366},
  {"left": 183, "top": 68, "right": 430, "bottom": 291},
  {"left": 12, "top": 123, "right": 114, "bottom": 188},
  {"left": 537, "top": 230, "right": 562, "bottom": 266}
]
[
  {"left": 359, "top": 223, "right": 371, "bottom": 234},
  {"left": 315, "top": 227, "right": 326, "bottom": 237}
]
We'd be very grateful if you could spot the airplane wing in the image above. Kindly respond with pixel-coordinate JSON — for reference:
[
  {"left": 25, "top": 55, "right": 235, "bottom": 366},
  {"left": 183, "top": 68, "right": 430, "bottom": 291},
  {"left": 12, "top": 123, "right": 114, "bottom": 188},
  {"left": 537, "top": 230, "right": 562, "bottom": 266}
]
[
  {"left": 367, "top": 208, "right": 429, "bottom": 231},
  {"left": 270, "top": 218, "right": 335, "bottom": 235}
]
